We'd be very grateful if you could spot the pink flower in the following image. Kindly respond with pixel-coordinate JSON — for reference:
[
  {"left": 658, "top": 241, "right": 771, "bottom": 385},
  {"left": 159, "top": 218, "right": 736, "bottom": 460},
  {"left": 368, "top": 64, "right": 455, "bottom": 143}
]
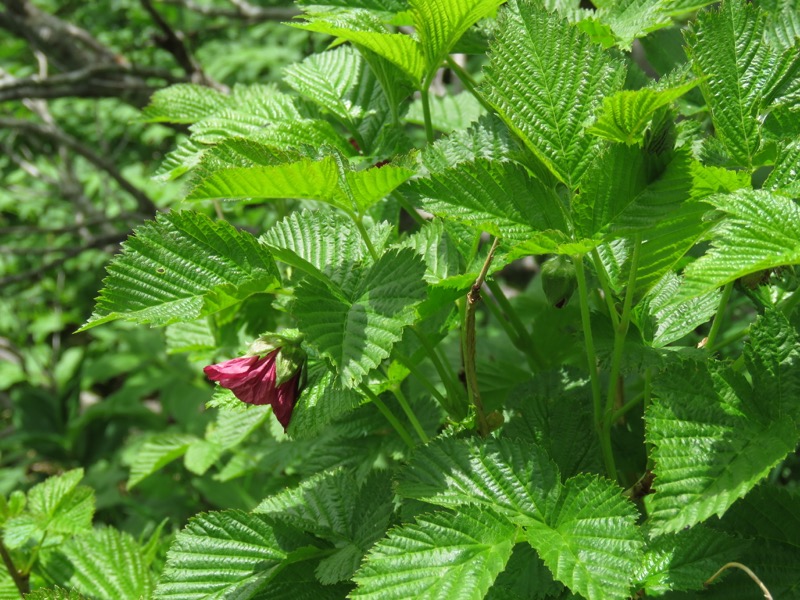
[{"left": 204, "top": 350, "right": 300, "bottom": 429}]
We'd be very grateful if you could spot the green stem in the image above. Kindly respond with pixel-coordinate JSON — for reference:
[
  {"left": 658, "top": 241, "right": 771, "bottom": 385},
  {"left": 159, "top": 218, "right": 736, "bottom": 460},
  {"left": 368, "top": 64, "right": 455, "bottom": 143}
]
[
  {"left": 574, "top": 255, "right": 613, "bottom": 478},
  {"left": 420, "top": 80, "right": 435, "bottom": 144},
  {"left": 389, "top": 379, "right": 430, "bottom": 443},
  {"left": 604, "top": 236, "right": 641, "bottom": 421},
  {"left": 485, "top": 278, "right": 544, "bottom": 370},
  {"left": 779, "top": 287, "right": 800, "bottom": 317},
  {"left": 359, "top": 383, "right": 416, "bottom": 449},
  {"left": 412, "top": 326, "right": 463, "bottom": 411},
  {"left": 394, "top": 351, "right": 448, "bottom": 410},
  {"left": 706, "top": 281, "right": 734, "bottom": 351},
  {"left": 0, "top": 539, "right": 27, "bottom": 597},
  {"left": 391, "top": 192, "right": 425, "bottom": 226},
  {"left": 354, "top": 217, "right": 379, "bottom": 261},
  {"left": 609, "top": 392, "right": 644, "bottom": 424},
  {"left": 591, "top": 248, "right": 620, "bottom": 330},
  {"left": 445, "top": 56, "right": 494, "bottom": 114},
  {"left": 463, "top": 238, "right": 500, "bottom": 437}
]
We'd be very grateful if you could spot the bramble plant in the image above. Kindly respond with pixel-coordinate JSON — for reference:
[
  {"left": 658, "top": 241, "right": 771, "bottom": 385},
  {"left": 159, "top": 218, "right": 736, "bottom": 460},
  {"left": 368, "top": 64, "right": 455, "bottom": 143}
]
[{"left": 2, "top": 0, "right": 800, "bottom": 598}]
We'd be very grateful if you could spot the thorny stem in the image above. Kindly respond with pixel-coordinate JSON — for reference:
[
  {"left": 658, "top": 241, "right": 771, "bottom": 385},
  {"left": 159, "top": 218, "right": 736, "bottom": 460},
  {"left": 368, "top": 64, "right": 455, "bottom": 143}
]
[
  {"left": 705, "top": 281, "right": 734, "bottom": 352},
  {"left": 463, "top": 237, "right": 500, "bottom": 437},
  {"left": 359, "top": 383, "right": 416, "bottom": 449},
  {"left": 704, "top": 562, "right": 772, "bottom": 599},
  {"left": 484, "top": 278, "right": 545, "bottom": 371},
  {"left": 0, "top": 538, "right": 27, "bottom": 597},
  {"left": 574, "top": 256, "right": 614, "bottom": 479}
]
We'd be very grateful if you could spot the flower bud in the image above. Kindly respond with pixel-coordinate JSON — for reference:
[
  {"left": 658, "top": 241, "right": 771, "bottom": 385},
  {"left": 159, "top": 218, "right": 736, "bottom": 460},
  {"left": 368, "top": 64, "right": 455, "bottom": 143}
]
[{"left": 541, "top": 255, "right": 577, "bottom": 308}]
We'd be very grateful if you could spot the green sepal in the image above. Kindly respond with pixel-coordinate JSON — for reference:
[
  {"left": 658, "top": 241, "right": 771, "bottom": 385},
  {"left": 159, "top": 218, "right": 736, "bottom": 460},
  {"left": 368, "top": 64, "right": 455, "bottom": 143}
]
[{"left": 540, "top": 255, "right": 578, "bottom": 308}]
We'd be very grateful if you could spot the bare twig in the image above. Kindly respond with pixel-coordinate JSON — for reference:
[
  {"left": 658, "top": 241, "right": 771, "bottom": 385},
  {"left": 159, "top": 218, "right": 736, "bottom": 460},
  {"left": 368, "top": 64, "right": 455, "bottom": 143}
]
[
  {"left": 0, "top": 232, "right": 127, "bottom": 287},
  {"left": 0, "top": 64, "right": 181, "bottom": 103},
  {"left": 0, "top": 537, "right": 29, "bottom": 595},
  {"left": 140, "top": 0, "right": 223, "bottom": 89},
  {"left": 463, "top": 237, "right": 501, "bottom": 437},
  {"left": 158, "top": 0, "right": 299, "bottom": 21},
  {"left": 0, "top": 118, "right": 157, "bottom": 214}
]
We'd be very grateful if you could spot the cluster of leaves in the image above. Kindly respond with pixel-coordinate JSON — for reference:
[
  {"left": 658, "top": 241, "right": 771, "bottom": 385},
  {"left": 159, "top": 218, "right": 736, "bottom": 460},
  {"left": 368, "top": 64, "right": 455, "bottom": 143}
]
[{"left": 3, "top": 0, "right": 800, "bottom": 598}]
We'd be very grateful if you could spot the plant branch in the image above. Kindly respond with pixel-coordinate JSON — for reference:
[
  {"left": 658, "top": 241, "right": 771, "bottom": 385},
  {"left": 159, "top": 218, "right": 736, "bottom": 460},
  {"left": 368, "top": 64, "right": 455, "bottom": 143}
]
[
  {"left": 445, "top": 56, "right": 494, "bottom": 114},
  {"left": 484, "top": 278, "right": 544, "bottom": 370},
  {"left": 705, "top": 281, "right": 734, "bottom": 351},
  {"left": 704, "top": 562, "right": 772, "bottom": 599},
  {"left": 140, "top": 0, "right": 222, "bottom": 89},
  {"left": 0, "top": 118, "right": 157, "bottom": 214},
  {"left": 0, "top": 538, "right": 28, "bottom": 596},
  {"left": 359, "top": 383, "right": 416, "bottom": 449},
  {"left": 590, "top": 248, "right": 620, "bottom": 330},
  {"left": 158, "top": 0, "right": 300, "bottom": 21},
  {"left": 463, "top": 237, "right": 500, "bottom": 437},
  {"left": 388, "top": 379, "right": 429, "bottom": 444},
  {"left": 420, "top": 73, "right": 435, "bottom": 144},
  {"left": 0, "top": 232, "right": 127, "bottom": 287},
  {"left": 574, "top": 255, "right": 614, "bottom": 478}
]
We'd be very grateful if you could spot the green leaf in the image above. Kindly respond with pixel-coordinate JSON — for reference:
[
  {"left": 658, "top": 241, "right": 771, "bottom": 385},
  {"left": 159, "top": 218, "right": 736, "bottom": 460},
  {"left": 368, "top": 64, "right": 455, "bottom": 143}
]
[
  {"left": 764, "top": 137, "right": 800, "bottom": 197},
  {"left": 261, "top": 209, "right": 389, "bottom": 289},
  {"left": 154, "top": 510, "right": 311, "bottom": 599},
  {"left": 294, "top": 248, "right": 426, "bottom": 387},
  {"left": 255, "top": 469, "right": 393, "bottom": 584},
  {"left": 81, "top": 211, "right": 281, "bottom": 330},
  {"left": 482, "top": 0, "right": 625, "bottom": 188},
  {"left": 411, "top": 0, "right": 505, "bottom": 79},
  {"left": 503, "top": 374, "right": 603, "bottom": 478},
  {"left": 633, "top": 272, "right": 721, "bottom": 347},
  {"left": 406, "top": 92, "right": 486, "bottom": 133},
  {"left": 38, "top": 527, "right": 155, "bottom": 599},
  {"left": 588, "top": 82, "right": 697, "bottom": 145},
  {"left": 635, "top": 526, "right": 749, "bottom": 595},
  {"left": 685, "top": 0, "right": 800, "bottom": 167},
  {"left": 706, "top": 486, "right": 800, "bottom": 598},
  {"left": 293, "top": 10, "right": 425, "bottom": 83},
  {"left": 284, "top": 46, "right": 367, "bottom": 128},
  {"left": 352, "top": 506, "right": 516, "bottom": 600},
  {"left": 141, "top": 84, "right": 228, "bottom": 123},
  {"left": 289, "top": 365, "right": 365, "bottom": 439},
  {"left": 594, "top": 0, "right": 673, "bottom": 49},
  {"left": 679, "top": 189, "right": 800, "bottom": 299},
  {"left": 398, "top": 438, "right": 643, "bottom": 600},
  {"left": 4, "top": 470, "right": 94, "bottom": 549},
  {"left": 646, "top": 313, "right": 800, "bottom": 534},
  {"left": 406, "top": 159, "right": 569, "bottom": 247},
  {"left": 127, "top": 434, "right": 197, "bottom": 489},
  {"left": 24, "top": 589, "right": 88, "bottom": 600},
  {"left": 419, "top": 114, "right": 514, "bottom": 172},
  {"left": 188, "top": 155, "right": 413, "bottom": 214}
]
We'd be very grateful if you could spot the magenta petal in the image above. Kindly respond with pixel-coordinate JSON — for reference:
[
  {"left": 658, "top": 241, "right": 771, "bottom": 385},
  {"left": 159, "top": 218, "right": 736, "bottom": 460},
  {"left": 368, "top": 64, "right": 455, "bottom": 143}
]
[{"left": 204, "top": 350, "right": 298, "bottom": 428}]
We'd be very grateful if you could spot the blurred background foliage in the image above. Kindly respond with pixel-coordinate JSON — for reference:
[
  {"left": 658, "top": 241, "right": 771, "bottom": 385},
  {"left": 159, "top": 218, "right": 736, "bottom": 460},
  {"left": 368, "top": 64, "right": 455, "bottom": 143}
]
[{"left": 0, "top": 0, "right": 316, "bottom": 536}]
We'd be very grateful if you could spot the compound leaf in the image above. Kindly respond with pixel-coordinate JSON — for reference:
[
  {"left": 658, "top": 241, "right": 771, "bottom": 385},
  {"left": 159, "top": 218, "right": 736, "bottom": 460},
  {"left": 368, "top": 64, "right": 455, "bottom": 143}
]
[
  {"left": 679, "top": 189, "right": 800, "bottom": 300},
  {"left": 154, "top": 510, "right": 310, "bottom": 599},
  {"left": 398, "top": 438, "right": 643, "bottom": 600},
  {"left": 81, "top": 211, "right": 280, "bottom": 330},
  {"left": 646, "top": 313, "right": 800, "bottom": 534},
  {"left": 483, "top": 0, "right": 625, "bottom": 188},
  {"left": 352, "top": 506, "right": 515, "bottom": 600},
  {"left": 294, "top": 248, "right": 426, "bottom": 388}
]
